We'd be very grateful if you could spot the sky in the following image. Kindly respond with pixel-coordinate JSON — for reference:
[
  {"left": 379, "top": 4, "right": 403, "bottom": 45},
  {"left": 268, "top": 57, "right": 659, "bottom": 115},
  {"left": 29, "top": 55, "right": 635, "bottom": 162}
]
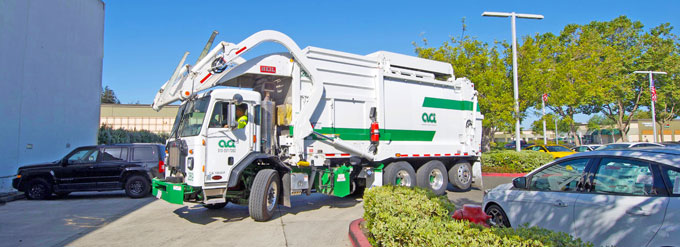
[{"left": 102, "top": 0, "right": 679, "bottom": 128}]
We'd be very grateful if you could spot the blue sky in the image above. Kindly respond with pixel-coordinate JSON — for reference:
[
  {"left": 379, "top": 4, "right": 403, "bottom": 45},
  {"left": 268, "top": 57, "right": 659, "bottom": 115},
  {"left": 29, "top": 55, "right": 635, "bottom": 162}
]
[{"left": 102, "top": 0, "right": 679, "bottom": 127}]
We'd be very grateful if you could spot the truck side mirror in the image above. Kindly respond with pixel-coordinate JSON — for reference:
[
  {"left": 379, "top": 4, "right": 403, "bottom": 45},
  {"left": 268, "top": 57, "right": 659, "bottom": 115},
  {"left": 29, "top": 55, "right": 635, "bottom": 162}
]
[{"left": 512, "top": 177, "right": 527, "bottom": 189}]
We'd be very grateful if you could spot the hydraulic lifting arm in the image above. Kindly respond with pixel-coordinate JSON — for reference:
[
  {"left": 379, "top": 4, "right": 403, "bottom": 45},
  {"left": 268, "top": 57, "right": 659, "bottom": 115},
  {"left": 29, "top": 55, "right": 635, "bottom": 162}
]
[{"left": 151, "top": 30, "right": 366, "bottom": 159}]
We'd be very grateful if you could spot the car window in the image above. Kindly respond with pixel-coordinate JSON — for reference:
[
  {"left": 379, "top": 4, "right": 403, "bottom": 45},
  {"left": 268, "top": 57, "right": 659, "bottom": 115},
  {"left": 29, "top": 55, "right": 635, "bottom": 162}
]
[
  {"left": 102, "top": 147, "right": 128, "bottom": 161},
  {"left": 596, "top": 144, "right": 629, "bottom": 150},
  {"left": 530, "top": 159, "right": 589, "bottom": 192},
  {"left": 547, "top": 146, "right": 571, "bottom": 152},
  {"left": 132, "top": 147, "right": 156, "bottom": 161},
  {"left": 592, "top": 158, "right": 657, "bottom": 196},
  {"left": 530, "top": 146, "right": 543, "bottom": 151},
  {"left": 661, "top": 166, "right": 680, "bottom": 196},
  {"left": 67, "top": 148, "right": 99, "bottom": 163}
]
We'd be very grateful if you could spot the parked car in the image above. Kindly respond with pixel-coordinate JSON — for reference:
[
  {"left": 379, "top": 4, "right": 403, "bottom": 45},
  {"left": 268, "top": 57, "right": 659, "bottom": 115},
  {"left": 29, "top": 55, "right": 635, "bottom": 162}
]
[
  {"left": 504, "top": 140, "right": 531, "bottom": 150},
  {"left": 483, "top": 148, "right": 680, "bottom": 247},
  {"left": 524, "top": 144, "right": 575, "bottom": 159},
  {"left": 571, "top": 144, "right": 602, "bottom": 152},
  {"left": 595, "top": 142, "right": 664, "bottom": 150},
  {"left": 12, "top": 143, "right": 165, "bottom": 200}
]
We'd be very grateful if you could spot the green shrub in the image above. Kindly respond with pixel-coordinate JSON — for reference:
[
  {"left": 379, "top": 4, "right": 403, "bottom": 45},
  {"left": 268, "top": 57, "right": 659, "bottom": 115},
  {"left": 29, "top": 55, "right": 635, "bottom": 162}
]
[
  {"left": 482, "top": 150, "right": 554, "bottom": 173},
  {"left": 98, "top": 125, "right": 170, "bottom": 145},
  {"left": 363, "top": 186, "right": 591, "bottom": 247}
]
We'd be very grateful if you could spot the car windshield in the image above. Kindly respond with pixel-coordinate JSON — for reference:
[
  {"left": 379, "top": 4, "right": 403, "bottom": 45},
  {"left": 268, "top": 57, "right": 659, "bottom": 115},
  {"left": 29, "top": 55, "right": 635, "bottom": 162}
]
[
  {"left": 595, "top": 144, "right": 630, "bottom": 150},
  {"left": 546, "top": 146, "right": 571, "bottom": 152},
  {"left": 171, "top": 96, "right": 211, "bottom": 137}
]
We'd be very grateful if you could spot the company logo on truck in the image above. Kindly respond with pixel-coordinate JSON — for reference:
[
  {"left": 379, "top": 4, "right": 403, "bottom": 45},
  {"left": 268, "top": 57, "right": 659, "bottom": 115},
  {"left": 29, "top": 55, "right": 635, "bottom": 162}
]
[
  {"left": 422, "top": 113, "right": 437, "bottom": 124},
  {"left": 218, "top": 140, "right": 236, "bottom": 153}
]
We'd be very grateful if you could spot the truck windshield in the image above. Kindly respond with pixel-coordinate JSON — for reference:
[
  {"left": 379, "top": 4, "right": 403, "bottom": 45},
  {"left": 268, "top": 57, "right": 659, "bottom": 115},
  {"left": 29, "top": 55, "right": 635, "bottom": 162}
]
[{"left": 171, "top": 96, "right": 211, "bottom": 137}]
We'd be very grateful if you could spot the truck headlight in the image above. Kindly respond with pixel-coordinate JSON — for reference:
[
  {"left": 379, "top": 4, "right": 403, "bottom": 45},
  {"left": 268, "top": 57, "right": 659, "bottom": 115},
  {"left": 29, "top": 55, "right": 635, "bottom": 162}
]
[{"left": 187, "top": 157, "right": 194, "bottom": 170}]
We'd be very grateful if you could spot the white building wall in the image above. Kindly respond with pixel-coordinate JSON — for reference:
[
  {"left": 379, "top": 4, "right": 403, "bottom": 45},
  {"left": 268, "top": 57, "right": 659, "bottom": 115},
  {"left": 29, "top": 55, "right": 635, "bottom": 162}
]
[{"left": 0, "top": 0, "right": 104, "bottom": 192}]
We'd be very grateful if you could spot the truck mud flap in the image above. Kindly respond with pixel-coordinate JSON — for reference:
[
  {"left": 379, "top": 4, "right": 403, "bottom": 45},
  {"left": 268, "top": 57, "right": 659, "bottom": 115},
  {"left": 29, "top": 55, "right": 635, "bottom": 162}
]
[
  {"left": 152, "top": 178, "right": 194, "bottom": 205},
  {"left": 281, "top": 172, "right": 291, "bottom": 207}
]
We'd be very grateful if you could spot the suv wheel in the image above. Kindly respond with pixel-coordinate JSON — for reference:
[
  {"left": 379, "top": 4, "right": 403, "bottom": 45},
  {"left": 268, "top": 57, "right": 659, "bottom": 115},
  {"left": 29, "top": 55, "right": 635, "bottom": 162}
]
[
  {"left": 26, "top": 178, "right": 52, "bottom": 200},
  {"left": 125, "top": 175, "right": 151, "bottom": 198}
]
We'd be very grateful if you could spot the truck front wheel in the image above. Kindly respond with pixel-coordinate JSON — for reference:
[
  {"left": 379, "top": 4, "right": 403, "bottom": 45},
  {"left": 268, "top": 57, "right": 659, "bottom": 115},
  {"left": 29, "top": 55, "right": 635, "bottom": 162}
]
[
  {"left": 417, "top": 160, "right": 448, "bottom": 195},
  {"left": 449, "top": 161, "right": 472, "bottom": 190},
  {"left": 248, "top": 169, "right": 280, "bottom": 222},
  {"left": 384, "top": 161, "right": 416, "bottom": 188}
]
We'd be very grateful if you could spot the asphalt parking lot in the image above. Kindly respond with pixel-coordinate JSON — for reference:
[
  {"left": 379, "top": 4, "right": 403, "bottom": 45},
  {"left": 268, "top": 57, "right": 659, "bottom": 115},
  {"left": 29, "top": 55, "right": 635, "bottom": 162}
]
[{"left": 0, "top": 176, "right": 513, "bottom": 247}]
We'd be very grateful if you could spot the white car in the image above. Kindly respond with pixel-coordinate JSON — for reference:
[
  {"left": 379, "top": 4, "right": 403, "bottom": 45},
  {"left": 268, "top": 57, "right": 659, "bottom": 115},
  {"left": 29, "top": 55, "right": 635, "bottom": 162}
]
[
  {"left": 571, "top": 144, "right": 602, "bottom": 152},
  {"left": 482, "top": 148, "right": 680, "bottom": 247},
  {"left": 595, "top": 142, "right": 664, "bottom": 150}
]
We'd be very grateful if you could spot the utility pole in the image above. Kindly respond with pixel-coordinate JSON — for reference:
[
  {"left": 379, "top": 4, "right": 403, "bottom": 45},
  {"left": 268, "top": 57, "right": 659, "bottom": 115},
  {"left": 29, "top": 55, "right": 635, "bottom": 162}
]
[
  {"left": 542, "top": 93, "right": 547, "bottom": 145},
  {"left": 483, "top": 11, "right": 543, "bottom": 151},
  {"left": 555, "top": 118, "right": 559, "bottom": 145},
  {"left": 633, "top": 70, "right": 667, "bottom": 143}
]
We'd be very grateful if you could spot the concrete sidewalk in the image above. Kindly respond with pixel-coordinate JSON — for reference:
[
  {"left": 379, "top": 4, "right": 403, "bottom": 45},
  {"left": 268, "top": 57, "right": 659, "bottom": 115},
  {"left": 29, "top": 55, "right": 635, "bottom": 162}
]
[{"left": 68, "top": 193, "right": 363, "bottom": 247}]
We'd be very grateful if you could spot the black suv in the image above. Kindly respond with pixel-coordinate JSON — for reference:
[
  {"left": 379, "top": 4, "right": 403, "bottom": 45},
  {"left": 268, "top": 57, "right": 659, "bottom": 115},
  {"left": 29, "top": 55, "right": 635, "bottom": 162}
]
[{"left": 12, "top": 143, "right": 166, "bottom": 200}]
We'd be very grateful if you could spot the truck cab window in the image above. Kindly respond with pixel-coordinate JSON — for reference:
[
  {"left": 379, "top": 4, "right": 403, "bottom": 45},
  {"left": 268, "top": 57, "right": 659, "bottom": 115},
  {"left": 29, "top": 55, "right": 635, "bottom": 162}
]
[
  {"left": 235, "top": 103, "right": 248, "bottom": 129},
  {"left": 209, "top": 102, "right": 230, "bottom": 128}
]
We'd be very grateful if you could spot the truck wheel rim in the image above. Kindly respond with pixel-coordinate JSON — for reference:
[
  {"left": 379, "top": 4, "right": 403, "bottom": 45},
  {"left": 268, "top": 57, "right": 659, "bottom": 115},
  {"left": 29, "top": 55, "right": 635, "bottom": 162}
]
[
  {"left": 487, "top": 208, "right": 505, "bottom": 227},
  {"left": 396, "top": 171, "right": 412, "bottom": 186},
  {"left": 457, "top": 165, "right": 471, "bottom": 184},
  {"left": 30, "top": 184, "right": 47, "bottom": 198},
  {"left": 266, "top": 180, "right": 278, "bottom": 212},
  {"left": 429, "top": 169, "right": 444, "bottom": 190}
]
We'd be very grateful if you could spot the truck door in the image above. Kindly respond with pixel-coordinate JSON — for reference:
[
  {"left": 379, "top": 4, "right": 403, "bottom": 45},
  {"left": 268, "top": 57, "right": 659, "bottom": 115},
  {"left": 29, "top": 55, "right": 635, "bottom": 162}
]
[{"left": 205, "top": 101, "right": 252, "bottom": 183}]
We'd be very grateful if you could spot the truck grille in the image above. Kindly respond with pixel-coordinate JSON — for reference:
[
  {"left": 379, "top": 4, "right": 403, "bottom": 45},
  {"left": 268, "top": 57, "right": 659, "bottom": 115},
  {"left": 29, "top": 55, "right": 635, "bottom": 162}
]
[{"left": 169, "top": 146, "right": 181, "bottom": 168}]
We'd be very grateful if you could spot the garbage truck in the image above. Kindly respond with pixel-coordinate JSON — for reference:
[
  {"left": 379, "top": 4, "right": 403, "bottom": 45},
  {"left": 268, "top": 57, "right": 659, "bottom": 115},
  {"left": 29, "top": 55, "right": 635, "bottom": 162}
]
[{"left": 151, "top": 30, "right": 483, "bottom": 221}]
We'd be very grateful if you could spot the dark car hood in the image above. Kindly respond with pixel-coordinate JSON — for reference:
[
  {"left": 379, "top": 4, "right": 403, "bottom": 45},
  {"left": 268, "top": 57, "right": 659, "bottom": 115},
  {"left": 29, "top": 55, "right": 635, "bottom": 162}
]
[{"left": 19, "top": 161, "right": 61, "bottom": 170}]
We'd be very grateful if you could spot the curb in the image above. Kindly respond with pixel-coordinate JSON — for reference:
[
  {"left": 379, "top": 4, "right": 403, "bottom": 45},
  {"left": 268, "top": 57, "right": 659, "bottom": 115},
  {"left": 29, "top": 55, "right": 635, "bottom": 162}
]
[
  {"left": 0, "top": 192, "right": 25, "bottom": 204},
  {"left": 348, "top": 218, "right": 371, "bottom": 247},
  {"left": 482, "top": 172, "right": 526, "bottom": 177}
]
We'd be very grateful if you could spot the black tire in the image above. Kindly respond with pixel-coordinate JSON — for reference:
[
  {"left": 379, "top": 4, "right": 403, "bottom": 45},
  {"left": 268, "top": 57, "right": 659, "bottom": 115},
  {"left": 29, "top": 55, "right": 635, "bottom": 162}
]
[
  {"left": 203, "top": 202, "right": 227, "bottom": 209},
  {"left": 485, "top": 204, "right": 511, "bottom": 228},
  {"left": 248, "top": 169, "right": 280, "bottom": 222},
  {"left": 54, "top": 192, "right": 71, "bottom": 198},
  {"left": 383, "top": 161, "right": 416, "bottom": 188},
  {"left": 25, "top": 178, "right": 52, "bottom": 200},
  {"left": 125, "top": 175, "right": 151, "bottom": 198},
  {"left": 416, "top": 160, "right": 449, "bottom": 195},
  {"left": 348, "top": 180, "right": 366, "bottom": 197},
  {"left": 449, "top": 161, "right": 472, "bottom": 190}
]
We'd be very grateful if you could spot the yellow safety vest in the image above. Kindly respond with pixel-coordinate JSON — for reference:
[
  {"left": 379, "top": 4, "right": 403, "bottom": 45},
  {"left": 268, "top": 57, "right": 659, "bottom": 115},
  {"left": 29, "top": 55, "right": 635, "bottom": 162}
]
[{"left": 237, "top": 115, "right": 248, "bottom": 129}]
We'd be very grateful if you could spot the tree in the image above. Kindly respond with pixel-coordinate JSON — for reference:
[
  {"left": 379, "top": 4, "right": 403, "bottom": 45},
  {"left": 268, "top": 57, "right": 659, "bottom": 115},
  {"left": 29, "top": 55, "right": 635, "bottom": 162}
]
[
  {"left": 101, "top": 85, "right": 120, "bottom": 104},
  {"left": 414, "top": 34, "right": 513, "bottom": 152},
  {"left": 587, "top": 115, "right": 616, "bottom": 144},
  {"left": 530, "top": 113, "right": 570, "bottom": 137},
  {"left": 637, "top": 23, "right": 680, "bottom": 142}
]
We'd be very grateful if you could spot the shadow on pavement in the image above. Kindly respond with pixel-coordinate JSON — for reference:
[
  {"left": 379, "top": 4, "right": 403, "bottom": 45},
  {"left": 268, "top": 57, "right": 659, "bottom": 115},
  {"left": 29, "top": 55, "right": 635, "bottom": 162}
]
[{"left": 172, "top": 193, "right": 362, "bottom": 225}]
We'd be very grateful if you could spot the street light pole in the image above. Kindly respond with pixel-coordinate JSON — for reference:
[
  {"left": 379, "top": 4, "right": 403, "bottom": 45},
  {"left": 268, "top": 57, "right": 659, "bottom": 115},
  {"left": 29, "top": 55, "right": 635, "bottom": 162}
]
[
  {"left": 483, "top": 11, "right": 544, "bottom": 152},
  {"left": 542, "top": 94, "right": 547, "bottom": 145},
  {"left": 634, "top": 70, "right": 667, "bottom": 143}
]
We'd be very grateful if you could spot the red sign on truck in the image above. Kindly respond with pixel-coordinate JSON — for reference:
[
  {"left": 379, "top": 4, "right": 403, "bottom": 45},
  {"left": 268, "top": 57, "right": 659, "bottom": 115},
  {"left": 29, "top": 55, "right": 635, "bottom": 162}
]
[{"left": 260, "top": 66, "right": 276, "bottom": 74}]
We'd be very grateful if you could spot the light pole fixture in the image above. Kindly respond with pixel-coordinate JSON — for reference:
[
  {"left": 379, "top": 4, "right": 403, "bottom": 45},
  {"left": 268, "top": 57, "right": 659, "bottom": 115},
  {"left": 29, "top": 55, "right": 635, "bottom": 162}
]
[
  {"left": 483, "top": 11, "right": 544, "bottom": 151},
  {"left": 634, "top": 70, "right": 667, "bottom": 143}
]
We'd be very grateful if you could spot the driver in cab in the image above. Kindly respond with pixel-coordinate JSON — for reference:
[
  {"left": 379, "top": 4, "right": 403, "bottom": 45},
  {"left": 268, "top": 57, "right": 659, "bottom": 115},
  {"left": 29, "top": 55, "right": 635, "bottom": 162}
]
[{"left": 234, "top": 104, "right": 248, "bottom": 129}]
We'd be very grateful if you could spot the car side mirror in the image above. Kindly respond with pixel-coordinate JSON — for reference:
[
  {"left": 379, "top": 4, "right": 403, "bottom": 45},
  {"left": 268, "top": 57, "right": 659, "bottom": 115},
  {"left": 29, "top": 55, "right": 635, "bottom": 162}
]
[{"left": 513, "top": 177, "right": 527, "bottom": 189}]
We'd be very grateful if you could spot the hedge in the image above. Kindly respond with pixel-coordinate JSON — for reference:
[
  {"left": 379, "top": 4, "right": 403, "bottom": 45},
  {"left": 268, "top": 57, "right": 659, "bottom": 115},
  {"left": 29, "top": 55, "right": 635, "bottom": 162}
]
[
  {"left": 98, "top": 125, "right": 170, "bottom": 145},
  {"left": 363, "top": 186, "right": 590, "bottom": 247},
  {"left": 481, "top": 150, "right": 554, "bottom": 173}
]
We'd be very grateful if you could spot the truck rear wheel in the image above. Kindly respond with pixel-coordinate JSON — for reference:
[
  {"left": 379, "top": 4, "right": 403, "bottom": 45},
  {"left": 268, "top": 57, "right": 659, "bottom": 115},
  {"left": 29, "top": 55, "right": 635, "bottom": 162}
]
[
  {"left": 449, "top": 161, "right": 472, "bottom": 190},
  {"left": 384, "top": 161, "right": 416, "bottom": 188},
  {"left": 249, "top": 169, "right": 280, "bottom": 222},
  {"left": 417, "top": 160, "right": 448, "bottom": 195}
]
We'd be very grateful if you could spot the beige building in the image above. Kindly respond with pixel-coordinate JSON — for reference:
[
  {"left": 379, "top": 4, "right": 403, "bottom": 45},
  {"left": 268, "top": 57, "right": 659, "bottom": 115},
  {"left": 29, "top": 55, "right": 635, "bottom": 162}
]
[{"left": 100, "top": 104, "right": 179, "bottom": 134}]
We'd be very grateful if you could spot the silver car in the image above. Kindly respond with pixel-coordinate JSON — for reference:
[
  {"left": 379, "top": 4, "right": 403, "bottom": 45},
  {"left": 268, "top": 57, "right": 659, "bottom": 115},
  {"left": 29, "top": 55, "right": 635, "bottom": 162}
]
[{"left": 482, "top": 148, "right": 680, "bottom": 247}]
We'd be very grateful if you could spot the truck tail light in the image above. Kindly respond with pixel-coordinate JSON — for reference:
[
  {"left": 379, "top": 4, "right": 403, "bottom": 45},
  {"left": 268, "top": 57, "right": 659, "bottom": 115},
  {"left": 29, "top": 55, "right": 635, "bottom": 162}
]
[
  {"left": 370, "top": 122, "right": 380, "bottom": 142},
  {"left": 158, "top": 160, "right": 165, "bottom": 173}
]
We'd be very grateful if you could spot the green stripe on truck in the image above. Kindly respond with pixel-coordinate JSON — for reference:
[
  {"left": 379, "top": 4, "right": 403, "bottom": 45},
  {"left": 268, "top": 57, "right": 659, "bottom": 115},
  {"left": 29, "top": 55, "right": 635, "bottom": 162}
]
[
  {"left": 422, "top": 97, "right": 480, "bottom": 112},
  {"left": 291, "top": 127, "right": 436, "bottom": 141}
]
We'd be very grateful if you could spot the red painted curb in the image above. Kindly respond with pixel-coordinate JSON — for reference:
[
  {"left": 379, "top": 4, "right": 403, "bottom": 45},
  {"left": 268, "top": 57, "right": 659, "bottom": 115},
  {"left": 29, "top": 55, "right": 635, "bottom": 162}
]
[
  {"left": 482, "top": 172, "right": 527, "bottom": 177},
  {"left": 348, "top": 218, "right": 371, "bottom": 247}
]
